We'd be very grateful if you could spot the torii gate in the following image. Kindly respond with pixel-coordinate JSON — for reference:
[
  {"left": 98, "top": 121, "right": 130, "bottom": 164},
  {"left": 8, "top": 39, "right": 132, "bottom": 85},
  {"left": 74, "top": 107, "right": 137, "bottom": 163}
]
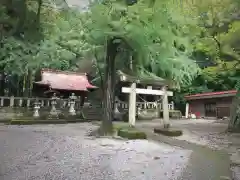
[{"left": 122, "top": 84, "right": 173, "bottom": 127}]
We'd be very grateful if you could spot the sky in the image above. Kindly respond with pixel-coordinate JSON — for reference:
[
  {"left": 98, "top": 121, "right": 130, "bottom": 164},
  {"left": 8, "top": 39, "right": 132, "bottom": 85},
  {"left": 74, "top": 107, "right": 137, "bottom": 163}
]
[
  {"left": 66, "top": 0, "right": 89, "bottom": 9},
  {"left": 43, "top": 0, "right": 89, "bottom": 10}
]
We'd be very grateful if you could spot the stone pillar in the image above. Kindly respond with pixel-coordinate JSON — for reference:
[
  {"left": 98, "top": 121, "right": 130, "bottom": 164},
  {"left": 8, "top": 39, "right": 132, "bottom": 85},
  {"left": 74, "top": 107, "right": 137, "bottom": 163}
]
[
  {"left": 136, "top": 105, "right": 141, "bottom": 119},
  {"left": 10, "top": 96, "right": 14, "bottom": 107},
  {"left": 129, "top": 82, "right": 137, "bottom": 126},
  {"left": 63, "top": 101, "right": 67, "bottom": 108},
  {"left": 171, "top": 101, "right": 174, "bottom": 110},
  {"left": 69, "top": 93, "right": 76, "bottom": 116},
  {"left": 19, "top": 99, "right": 23, "bottom": 107},
  {"left": 41, "top": 100, "right": 44, "bottom": 107},
  {"left": 156, "top": 94, "right": 161, "bottom": 118},
  {"left": 114, "top": 101, "right": 120, "bottom": 114},
  {"left": 0, "top": 98, "right": 3, "bottom": 106},
  {"left": 162, "top": 86, "right": 170, "bottom": 128},
  {"left": 27, "top": 99, "right": 30, "bottom": 107},
  {"left": 185, "top": 103, "right": 189, "bottom": 118},
  {"left": 33, "top": 101, "right": 40, "bottom": 118}
]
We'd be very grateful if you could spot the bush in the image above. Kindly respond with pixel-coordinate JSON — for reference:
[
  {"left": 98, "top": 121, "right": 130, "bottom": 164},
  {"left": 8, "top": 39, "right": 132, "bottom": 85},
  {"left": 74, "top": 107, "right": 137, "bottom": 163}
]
[{"left": 154, "top": 128, "right": 183, "bottom": 136}]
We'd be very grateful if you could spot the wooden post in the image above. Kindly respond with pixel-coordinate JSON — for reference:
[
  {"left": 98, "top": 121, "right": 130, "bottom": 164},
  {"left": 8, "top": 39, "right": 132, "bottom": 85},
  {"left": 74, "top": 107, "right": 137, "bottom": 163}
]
[
  {"left": 185, "top": 103, "right": 189, "bottom": 118},
  {"left": 129, "top": 82, "right": 137, "bottom": 126},
  {"left": 162, "top": 86, "right": 170, "bottom": 128}
]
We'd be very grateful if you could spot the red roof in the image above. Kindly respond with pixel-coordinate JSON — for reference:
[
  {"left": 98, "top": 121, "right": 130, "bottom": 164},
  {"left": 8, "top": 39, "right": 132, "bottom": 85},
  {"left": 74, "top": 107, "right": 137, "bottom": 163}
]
[
  {"left": 35, "top": 69, "right": 97, "bottom": 91},
  {"left": 185, "top": 90, "right": 237, "bottom": 100}
]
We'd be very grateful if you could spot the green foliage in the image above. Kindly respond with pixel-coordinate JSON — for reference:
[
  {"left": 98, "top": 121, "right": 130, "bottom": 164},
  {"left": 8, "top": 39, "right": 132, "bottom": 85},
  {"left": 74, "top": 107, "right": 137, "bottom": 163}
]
[
  {"left": 0, "top": 4, "right": 84, "bottom": 76},
  {"left": 1, "top": 0, "right": 201, "bottom": 90},
  {"left": 174, "top": 0, "right": 240, "bottom": 98},
  {"left": 80, "top": 0, "right": 200, "bottom": 86},
  {"left": 1, "top": 0, "right": 239, "bottom": 101}
]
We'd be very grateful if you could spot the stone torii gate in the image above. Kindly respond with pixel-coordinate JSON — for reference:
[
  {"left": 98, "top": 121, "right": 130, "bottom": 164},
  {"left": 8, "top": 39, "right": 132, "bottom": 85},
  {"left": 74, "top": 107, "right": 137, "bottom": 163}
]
[
  {"left": 122, "top": 85, "right": 173, "bottom": 127},
  {"left": 117, "top": 70, "right": 174, "bottom": 128}
]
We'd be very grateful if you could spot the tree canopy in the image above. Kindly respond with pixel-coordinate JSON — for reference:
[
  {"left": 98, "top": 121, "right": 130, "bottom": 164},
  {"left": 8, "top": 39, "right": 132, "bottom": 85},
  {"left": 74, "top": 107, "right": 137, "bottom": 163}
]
[{"left": 81, "top": 0, "right": 200, "bottom": 86}]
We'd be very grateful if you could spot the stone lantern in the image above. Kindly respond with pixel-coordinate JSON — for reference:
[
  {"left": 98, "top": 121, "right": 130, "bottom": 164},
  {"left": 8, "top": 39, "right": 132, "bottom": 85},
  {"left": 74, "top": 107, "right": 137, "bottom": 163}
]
[
  {"left": 49, "top": 93, "right": 58, "bottom": 118},
  {"left": 69, "top": 93, "right": 77, "bottom": 116},
  {"left": 33, "top": 101, "right": 41, "bottom": 118}
]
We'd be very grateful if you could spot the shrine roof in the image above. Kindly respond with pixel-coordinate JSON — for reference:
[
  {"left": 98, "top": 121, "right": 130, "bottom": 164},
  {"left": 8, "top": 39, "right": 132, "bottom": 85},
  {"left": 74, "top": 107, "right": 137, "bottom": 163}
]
[
  {"left": 117, "top": 70, "right": 174, "bottom": 87},
  {"left": 34, "top": 69, "right": 97, "bottom": 91},
  {"left": 185, "top": 90, "right": 237, "bottom": 100}
]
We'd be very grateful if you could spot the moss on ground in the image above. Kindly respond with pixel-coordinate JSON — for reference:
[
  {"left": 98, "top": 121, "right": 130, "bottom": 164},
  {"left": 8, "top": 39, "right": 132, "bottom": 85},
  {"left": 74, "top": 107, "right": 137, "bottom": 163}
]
[
  {"left": 8, "top": 120, "right": 67, "bottom": 125},
  {"left": 7, "top": 119, "right": 90, "bottom": 125},
  {"left": 113, "top": 124, "right": 147, "bottom": 139},
  {"left": 154, "top": 127, "right": 183, "bottom": 137},
  {"left": 87, "top": 122, "right": 147, "bottom": 139},
  {"left": 113, "top": 123, "right": 131, "bottom": 131},
  {"left": 118, "top": 128, "right": 147, "bottom": 139}
]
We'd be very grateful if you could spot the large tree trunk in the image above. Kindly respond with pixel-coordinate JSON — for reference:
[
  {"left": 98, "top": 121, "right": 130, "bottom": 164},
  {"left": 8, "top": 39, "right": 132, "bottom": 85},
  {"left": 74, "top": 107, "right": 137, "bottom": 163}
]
[
  {"left": 100, "top": 39, "right": 119, "bottom": 135},
  {"left": 228, "top": 91, "right": 240, "bottom": 132},
  {"left": 23, "top": 70, "right": 32, "bottom": 97},
  {"left": 0, "top": 73, "right": 6, "bottom": 96}
]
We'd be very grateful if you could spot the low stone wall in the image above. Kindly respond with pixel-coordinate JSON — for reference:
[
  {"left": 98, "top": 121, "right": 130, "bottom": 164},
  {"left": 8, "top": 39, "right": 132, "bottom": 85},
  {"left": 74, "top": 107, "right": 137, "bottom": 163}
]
[
  {"left": 137, "top": 109, "right": 159, "bottom": 120},
  {"left": 0, "top": 96, "right": 99, "bottom": 122},
  {"left": 0, "top": 107, "right": 86, "bottom": 122}
]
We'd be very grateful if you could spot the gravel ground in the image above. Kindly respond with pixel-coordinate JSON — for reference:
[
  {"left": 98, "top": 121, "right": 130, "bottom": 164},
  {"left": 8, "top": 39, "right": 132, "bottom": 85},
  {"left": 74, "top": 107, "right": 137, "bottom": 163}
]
[
  {"left": 0, "top": 122, "right": 233, "bottom": 180},
  {"left": 0, "top": 123, "right": 194, "bottom": 180}
]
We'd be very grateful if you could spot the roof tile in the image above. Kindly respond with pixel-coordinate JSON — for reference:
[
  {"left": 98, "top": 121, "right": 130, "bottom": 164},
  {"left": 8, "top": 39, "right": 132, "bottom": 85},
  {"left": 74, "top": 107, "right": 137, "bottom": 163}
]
[{"left": 35, "top": 69, "right": 97, "bottom": 91}]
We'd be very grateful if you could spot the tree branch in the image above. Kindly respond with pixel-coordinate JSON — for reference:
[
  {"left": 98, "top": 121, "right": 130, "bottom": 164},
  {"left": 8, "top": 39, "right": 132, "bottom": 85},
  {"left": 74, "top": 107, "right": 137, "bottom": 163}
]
[
  {"left": 93, "top": 50, "right": 104, "bottom": 97},
  {"left": 14, "top": 0, "right": 27, "bottom": 36},
  {"left": 37, "top": 0, "right": 42, "bottom": 26},
  {"left": 212, "top": 36, "right": 221, "bottom": 51}
]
